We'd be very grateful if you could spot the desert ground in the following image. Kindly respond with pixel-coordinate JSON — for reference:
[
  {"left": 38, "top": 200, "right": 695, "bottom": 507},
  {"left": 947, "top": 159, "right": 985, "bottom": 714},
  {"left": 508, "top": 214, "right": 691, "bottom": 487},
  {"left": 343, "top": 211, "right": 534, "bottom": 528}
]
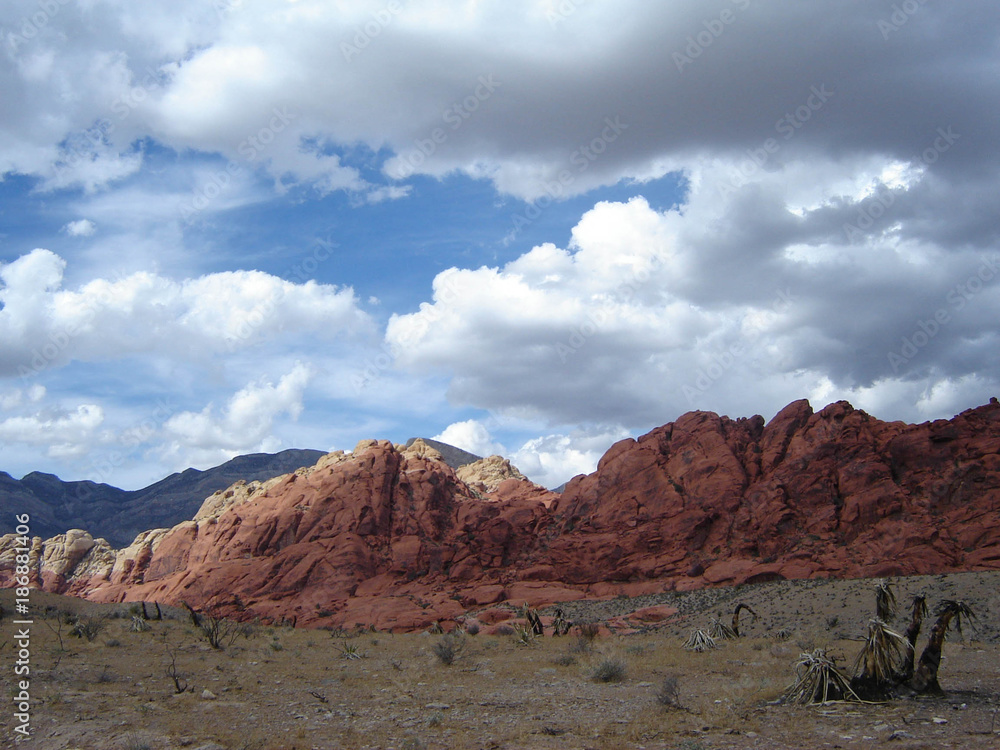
[{"left": 2, "top": 571, "right": 999, "bottom": 750}]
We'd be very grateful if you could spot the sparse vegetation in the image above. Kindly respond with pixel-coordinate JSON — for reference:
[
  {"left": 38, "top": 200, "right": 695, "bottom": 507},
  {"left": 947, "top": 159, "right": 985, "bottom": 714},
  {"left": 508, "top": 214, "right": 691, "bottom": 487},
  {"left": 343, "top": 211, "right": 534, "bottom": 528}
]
[
  {"left": 590, "top": 655, "right": 627, "bottom": 683},
  {"left": 655, "top": 674, "right": 683, "bottom": 709},
  {"left": 129, "top": 615, "right": 151, "bottom": 633},
  {"left": 2, "top": 573, "right": 995, "bottom": 749},
  {"left": 164, "top": 648, "right": 188, "bottom": 694},
  {"left": 851, "top": 619, "right": 909, "bottom": 699},
  {"left": 70, "top": 615, "right": 107, "bottom": 642},
  {"left": 781, "top": 648, "right": 860, "bottom": 705},
  {"left": 195, "top": 612, "right": 251, "bottom": 650},
  {"left": 338, "top": 642, "right": 366, "bottom": 659},
  {"left": 682, "top": 629, "right": 717, "bottom": 652},
  {"left": 432, "top": 633, "right": 464, "bottom": 665}
]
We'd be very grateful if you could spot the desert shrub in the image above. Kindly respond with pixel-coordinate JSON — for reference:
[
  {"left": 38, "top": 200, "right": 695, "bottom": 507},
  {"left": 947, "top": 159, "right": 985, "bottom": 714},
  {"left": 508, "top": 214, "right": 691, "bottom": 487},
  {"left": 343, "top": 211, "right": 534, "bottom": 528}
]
[
  {"left": 432, "top": 633, "right": 464, "bottom": 666},
  {"left": 552, "top": 652, "right": 577, "bottom": 667},
  {"left": 339, "top": 642, "right": 366, "bottom": 660},
  {"left": 104, "top": 638, "right": 122, "bottom": 648},
  {"left": 578, "top": 622, "right": 600, "bottom": 641},
  {"left": 71, "top": 616, "right": 107, "bottom": 642},
  {"left": 463, "top": 619, "right": 481, "bottom": 636},
  {"left": 590, "top": 656, "right": 627, "bottom": 683},
  {"left": 656, "top": 674, "right": 683, "bottom": 709},
  {"left": 569, "top": 635, "right": 593, "bottom": 654},
  {"left": 164, "top": 649, "right": 188, "bottom": 694},
  {"left": 512, "top": 623, "right": 536, "bottom": 646},
  {"left": 198, "top": 615, "right": 248, "bottom": 650},
  {"left": 493, "top": 624, "right": 515, "bottom": 636},
  {"left": 129, "top": 616, "right": 151, "bottom": 633}
]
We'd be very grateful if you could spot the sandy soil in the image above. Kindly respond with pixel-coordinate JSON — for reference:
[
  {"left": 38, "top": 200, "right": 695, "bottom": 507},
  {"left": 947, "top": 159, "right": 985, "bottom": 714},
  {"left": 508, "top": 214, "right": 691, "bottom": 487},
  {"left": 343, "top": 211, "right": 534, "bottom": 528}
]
[{"left": 1, "top": 571, "right": 998, "bottom": 749}]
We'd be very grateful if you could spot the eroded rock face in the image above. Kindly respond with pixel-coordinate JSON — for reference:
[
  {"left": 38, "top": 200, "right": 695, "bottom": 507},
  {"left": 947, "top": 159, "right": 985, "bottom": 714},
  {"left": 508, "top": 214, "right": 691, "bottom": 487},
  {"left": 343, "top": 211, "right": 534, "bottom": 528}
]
[
  {"left": 0, "top": 529, "right": 116, "bottom": 593},
  {"left": 3, "top": 399, "right": 999, "bottom": 630}
]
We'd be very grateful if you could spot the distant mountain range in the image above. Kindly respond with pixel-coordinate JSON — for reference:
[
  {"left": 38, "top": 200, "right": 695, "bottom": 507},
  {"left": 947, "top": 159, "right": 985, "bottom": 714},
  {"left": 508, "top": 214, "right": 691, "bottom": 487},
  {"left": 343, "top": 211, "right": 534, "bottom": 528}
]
[{"left": 0, "top": 449, "right": 326, "bottom": 547}]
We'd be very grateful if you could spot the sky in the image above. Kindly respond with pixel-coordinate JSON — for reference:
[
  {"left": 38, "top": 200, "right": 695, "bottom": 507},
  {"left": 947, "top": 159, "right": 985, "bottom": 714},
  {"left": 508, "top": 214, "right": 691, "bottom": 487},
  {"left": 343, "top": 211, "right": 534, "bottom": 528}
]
[{"left": 1, "top": 0, "right": 999, "bottom": 491}]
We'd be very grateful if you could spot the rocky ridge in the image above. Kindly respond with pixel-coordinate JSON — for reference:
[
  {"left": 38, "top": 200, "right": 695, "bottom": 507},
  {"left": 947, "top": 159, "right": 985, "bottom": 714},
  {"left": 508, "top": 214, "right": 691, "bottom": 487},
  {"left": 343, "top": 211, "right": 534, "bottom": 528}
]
[{"left": 3, "top": 398, "right": 999, "bottom": 631}]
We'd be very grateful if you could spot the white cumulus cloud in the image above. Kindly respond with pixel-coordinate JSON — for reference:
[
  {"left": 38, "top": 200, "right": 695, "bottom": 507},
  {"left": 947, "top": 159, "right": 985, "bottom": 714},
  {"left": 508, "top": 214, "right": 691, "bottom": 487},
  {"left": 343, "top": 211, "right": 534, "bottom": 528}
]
[
  {"left": 0, "top": 249, "right": 374, "bottom": 377},
  {"left": 161, "top": 363, "right": 314, "bottom": 468},
  {"left": 433, "top": 419, "right": 506, "bottom": 458},
  {"left": 63, "top": 219, "right": 97, "bottom": 237}
]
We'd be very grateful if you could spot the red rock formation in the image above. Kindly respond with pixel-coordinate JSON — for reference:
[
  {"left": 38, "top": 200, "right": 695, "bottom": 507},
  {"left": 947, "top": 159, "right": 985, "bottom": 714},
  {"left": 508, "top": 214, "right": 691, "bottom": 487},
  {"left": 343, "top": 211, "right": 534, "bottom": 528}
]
[{"left": 3, "top": 399, "right": 999, "bottom": 631}]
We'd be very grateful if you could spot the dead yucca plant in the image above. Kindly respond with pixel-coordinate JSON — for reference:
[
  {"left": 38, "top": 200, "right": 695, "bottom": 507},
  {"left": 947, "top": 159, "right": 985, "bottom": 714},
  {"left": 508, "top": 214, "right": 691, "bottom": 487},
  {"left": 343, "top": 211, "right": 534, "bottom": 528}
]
[
  {"left": 512, "top": 623, "right": 536, "bottom": 646},
  {"left": 874, "top": 579, "right": 897, "bottom": 622},
  {"left": 909, "top": 600, "right": 976, "bottom": 695},
  {"left": 731, "top": 602, "right": 758, "bottom": 637},
  {"left": 781, "top": 648, "right": 860, "bottom": 705},
  {"left": 708, "top": 616, "right": 737, "bottom": 641},
  {"left": 850, "top": 619, "right": 909, "bottom": 700},
  {"left": 900, "top": 594, "right": 928, "bottom": 680},
  {"left": 682, "top": 629, "right": 717, "bottom": 652}
]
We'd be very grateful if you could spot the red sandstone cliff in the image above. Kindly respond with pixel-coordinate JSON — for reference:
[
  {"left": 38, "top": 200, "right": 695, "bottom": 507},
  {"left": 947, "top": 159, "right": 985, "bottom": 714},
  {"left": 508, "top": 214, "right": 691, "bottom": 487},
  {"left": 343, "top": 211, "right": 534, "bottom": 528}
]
[{"left": 3, "top": 399, "right": 999, "bottom": 630}]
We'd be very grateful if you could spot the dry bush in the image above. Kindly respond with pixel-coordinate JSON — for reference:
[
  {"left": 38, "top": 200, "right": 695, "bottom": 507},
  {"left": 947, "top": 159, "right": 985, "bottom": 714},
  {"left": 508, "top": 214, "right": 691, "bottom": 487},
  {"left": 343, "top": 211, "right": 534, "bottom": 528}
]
[
  {"left": 197, "top": 614, "right": 248, "bottom": 650},
  {"left": 590, "top": 656, "right": 627, "bottom": 683},
  {"left": 655, "top": 674, "right": 683, "bottom": 709},
  {"left": 578, "top": 622, "right": 600, "bottom": 641},
  {"left": 432, "top": 633, "right": 464, "bottom": 666},
  {"left": 71, "top": 616, "right": 107, "bottom": 642}
]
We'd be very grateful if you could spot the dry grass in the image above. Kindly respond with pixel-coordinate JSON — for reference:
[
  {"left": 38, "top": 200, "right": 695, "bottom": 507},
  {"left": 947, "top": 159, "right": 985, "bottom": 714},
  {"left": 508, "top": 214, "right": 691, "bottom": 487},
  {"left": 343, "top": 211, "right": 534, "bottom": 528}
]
[{"left": 2, "top": 572, "right": 999, "bottom": 749}]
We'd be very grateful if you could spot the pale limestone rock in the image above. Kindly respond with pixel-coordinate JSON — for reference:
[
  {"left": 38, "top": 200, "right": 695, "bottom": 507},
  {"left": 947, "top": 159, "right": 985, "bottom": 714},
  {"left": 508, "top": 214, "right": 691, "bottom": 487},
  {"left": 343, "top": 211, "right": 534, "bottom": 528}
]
[
  {"left": 457, "top": 455, "right": 529, "bottom": 494},
  {"left": 110, "top": 527, "right": 172, "bottom": 579},
  {"left": 401, "top": 438, "right": 445, "bottom": 463}
]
